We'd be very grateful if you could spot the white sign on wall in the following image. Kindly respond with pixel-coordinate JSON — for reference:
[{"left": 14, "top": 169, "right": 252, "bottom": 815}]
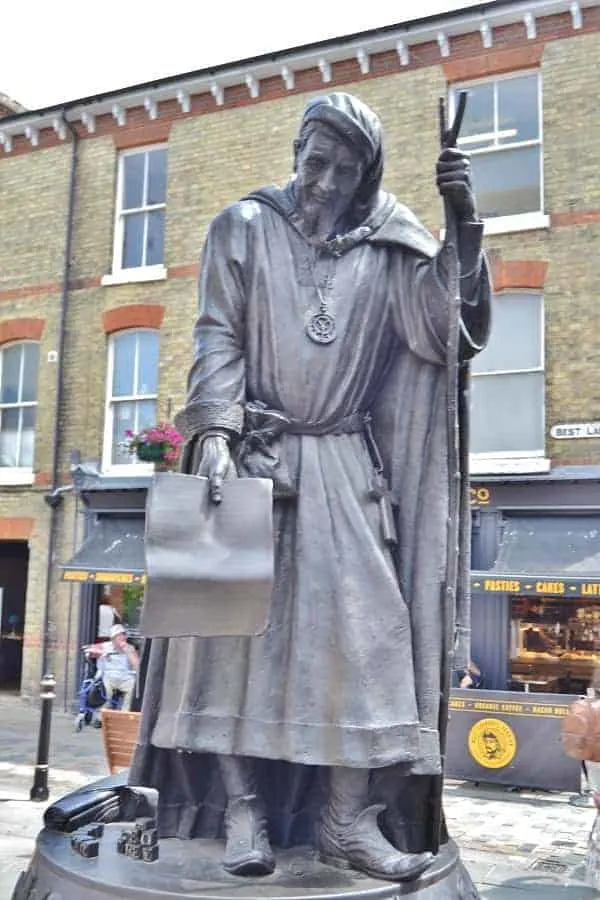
[{"left": 550, "top": 422, "right": 600, "bottom": 440}]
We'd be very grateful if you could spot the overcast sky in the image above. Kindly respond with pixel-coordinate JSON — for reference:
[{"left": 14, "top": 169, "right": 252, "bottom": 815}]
[{"left": 3, "top": 0, "right": 486, "bottom": 110}]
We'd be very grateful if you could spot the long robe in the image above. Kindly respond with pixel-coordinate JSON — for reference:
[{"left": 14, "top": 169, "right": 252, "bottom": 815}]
[{"left": 130, "top": 185, "right": 490, "bottom": 851}]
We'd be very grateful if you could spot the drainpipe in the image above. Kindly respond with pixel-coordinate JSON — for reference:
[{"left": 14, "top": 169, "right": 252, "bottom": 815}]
[
  {"left": 39, "top": 113, "right": 79, "bottom": 677},
  {"left": 31, "top": 112, "right": 79, "bottom": 801}
]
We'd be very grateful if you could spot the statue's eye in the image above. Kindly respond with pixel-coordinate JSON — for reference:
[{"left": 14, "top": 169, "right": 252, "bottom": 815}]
[{"left": 306, "top": 156, "right": 325, "bottom": 170}]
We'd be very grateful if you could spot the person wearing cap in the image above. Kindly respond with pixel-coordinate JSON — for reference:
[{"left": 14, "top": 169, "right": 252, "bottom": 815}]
[
  {"left": 95, "top": 624, "right": 139, "bottom": 712},
  {"left": 132, "top": 92, "right": 490, "bottom": 881}
]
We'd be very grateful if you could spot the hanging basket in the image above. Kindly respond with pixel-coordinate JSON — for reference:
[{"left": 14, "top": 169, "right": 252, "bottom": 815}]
[{"left": 136, "top": 443, "right": 166, "bottom": 463}]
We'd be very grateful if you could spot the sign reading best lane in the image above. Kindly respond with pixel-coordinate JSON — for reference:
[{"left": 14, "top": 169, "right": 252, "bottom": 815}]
[{"left": 551, "top": 421, "right": 600, "bottom": 440}]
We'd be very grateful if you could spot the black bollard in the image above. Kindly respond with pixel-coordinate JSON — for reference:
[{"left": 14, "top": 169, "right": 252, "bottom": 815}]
[{"left": 30, "top": 673, "right": 56, "bottom": 802}]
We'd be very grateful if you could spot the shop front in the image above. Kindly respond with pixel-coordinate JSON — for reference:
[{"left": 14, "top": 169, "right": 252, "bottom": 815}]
[
  {"left": 471, "top": 504, "right": 600, "bottom": 696},
  {"left": 60, "top": 469, "right": 150, "bottom": 696},
  {"left": 450, "top": 470, "right": 600, "bottom": 789}
]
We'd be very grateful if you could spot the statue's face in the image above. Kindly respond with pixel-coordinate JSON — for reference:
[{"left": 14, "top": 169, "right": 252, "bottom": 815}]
[{"left": 295, "top": 125, "right": 364, "bottom": 227}]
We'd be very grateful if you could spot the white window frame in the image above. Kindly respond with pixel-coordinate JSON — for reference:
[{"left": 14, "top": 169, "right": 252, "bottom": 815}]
[
  {"left": 102, "top": 329, "right": 159, "bottom": 476},
  {"left": 450, "top": 71, "right": 548, "bottom": 236},
  {"left": 0, "top": 341, "right": 39, "bottom": 485},
  {"left": 469, "top": 292, "right": 549, "bottom": 475},
  {"left": 102, "top": 143, "right": 168, "bottom": 286}
]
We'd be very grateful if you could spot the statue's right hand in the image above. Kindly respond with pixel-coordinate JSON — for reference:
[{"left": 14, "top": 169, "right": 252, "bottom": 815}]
[{"left": 196, "top": 435, "right": 236, "bottom": 504}]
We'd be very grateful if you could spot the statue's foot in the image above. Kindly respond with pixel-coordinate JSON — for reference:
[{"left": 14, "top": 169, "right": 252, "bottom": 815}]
[
  {"left": 319, "top": 803, "right": 434, "bottom": 882},
  {"left": 223, "top": 794, "right": 275, "bottom": 877}
]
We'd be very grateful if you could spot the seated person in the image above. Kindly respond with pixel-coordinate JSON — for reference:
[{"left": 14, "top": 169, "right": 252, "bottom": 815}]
[
  {"left": 458, "top": 659, "right": 484, "bottom": 689},
  {"left": 94, "top": 624, "right": 139, "bottom": 711}
]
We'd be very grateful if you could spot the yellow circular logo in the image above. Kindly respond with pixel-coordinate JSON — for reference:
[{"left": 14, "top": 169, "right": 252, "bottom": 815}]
[{"left": 468, "top": 718, "right": 517, "bottom": 769}]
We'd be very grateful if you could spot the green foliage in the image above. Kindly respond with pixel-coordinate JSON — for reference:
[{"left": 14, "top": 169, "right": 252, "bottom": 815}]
[{"left": 121, "top": 584, "right": 144, "bottom": 625}]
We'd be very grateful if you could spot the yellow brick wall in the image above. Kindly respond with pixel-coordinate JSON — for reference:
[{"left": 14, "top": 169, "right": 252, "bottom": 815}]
[
  {"left": 70, "top": 138, "right": 117, "bottom": 280},
  {"left": 0, "top": 146, "right": 70, "bottom": 289},
  {"left": 543, "top": 32, "right": 600, "bottom": 211}
]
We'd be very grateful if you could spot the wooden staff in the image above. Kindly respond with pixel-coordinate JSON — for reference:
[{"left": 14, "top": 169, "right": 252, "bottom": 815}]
[{"left": 429, "top": 89, "right": 468, "bottom": 855}]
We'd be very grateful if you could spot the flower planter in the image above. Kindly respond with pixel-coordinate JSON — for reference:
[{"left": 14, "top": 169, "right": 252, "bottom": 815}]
[
  {"left": 136, "top": 444, "right": 166, "bottom": 463},
  {"left": 126, "top": 423, "right": 183, "bottom": 469}
]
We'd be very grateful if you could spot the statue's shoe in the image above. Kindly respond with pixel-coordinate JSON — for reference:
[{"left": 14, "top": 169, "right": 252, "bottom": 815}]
[
  {"left": 319, "top": 803, "right": 434, "bottom": 882},
  {"left": 222, "top": 794, "right": 275, "bottom": 877}
]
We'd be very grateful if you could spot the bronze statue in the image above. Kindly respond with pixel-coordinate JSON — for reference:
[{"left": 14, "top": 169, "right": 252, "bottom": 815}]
[{"left": 130, "top": 92, "right": 490, "bottom": 885}]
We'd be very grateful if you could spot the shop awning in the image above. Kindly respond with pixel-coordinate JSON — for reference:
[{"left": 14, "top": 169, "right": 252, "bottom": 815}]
[
  {"left": 472, "top": 515, "right": 600, "bottom": 597},
  {"left": 61, "top": 516, "right": 146, "bottom": 586}
]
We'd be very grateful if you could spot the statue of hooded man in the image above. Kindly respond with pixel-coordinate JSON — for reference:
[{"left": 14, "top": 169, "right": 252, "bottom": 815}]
[{"left": 130, "top": 93, "right": 491, "bottom": 884}]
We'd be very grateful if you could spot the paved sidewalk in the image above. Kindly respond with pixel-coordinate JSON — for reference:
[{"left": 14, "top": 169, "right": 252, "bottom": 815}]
[
  {"left": 445, "top": 780, "right": 597, "bottom": 897},
  {"left": 0, "top": 693, "right": 107, "bottom": 897},
  {"left": 0, "top": 693, "right": 598, "bottom": 898}
]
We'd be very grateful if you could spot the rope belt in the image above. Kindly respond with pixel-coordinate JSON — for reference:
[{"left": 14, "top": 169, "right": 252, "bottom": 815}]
[
  {"left": 242, "top": 403, "right": 397, "bottom": 546},
  {"left": 281, "top": 410, "right": 368, "bottom": 436}
]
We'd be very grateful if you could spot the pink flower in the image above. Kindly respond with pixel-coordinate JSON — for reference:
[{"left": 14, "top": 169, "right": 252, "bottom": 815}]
[{"left": 124, "top": 421, "right": 184, "bottom": 462}]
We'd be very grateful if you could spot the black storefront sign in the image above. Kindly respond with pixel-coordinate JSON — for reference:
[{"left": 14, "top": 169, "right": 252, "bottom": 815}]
[
  {"left": 470, "top": 479, "right": 600, "bottom": 510},
  {"left": 62, "top": 570, "right": 146, "bottom": 586},
  {"left": 471, "top": 514, "right": 600, "bottom": 598},
  {"left": 471, "top": 575, "right": 600, "bottom": 597},
  {"left": 446, "top": 689, "right": 581, "bottom": 792}
]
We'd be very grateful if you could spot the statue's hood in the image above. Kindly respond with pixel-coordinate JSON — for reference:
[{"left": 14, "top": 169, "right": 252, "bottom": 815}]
[{"left": 244, "top": 183, "right": 439, "bottom": 260}]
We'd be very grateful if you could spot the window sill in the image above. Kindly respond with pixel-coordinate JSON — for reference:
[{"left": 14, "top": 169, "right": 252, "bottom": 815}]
[
  {"left": 482, "top": 212, "right": 550, "bottom": 236},
  {"left": 470, "top": 455, "right": 551, "bottom": 476},
  {"left": 0, "top": 468, "right": 34, "bottom": 486},
  {"left": 101, "top": 265, "right": 167, "bottom": 287},
  {"left": 439, "top": 211, "right": 549, "bottom": 241}
]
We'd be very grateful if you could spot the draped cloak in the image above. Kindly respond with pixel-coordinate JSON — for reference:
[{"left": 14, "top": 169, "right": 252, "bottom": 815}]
[{"left": 130, "top": 181, "right": 491, "bottom": 853}]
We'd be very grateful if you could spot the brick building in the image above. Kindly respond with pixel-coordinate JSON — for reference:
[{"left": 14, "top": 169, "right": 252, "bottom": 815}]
[{"left": 1, "top": 0, "right": 599, "bottom": 702}]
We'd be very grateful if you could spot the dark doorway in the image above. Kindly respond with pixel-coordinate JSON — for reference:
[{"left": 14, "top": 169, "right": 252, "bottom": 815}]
[{"left": 0, "top": 540, "right": 29, "bottom": 689}]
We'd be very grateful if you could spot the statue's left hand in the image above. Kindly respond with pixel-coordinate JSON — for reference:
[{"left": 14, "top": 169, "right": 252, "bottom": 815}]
[{"left": 436, "top": 147, "right": 477, "bottom": 222}]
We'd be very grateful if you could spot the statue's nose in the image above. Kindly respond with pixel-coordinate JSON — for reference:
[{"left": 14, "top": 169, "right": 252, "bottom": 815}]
[{"left": 318, "top": 167, "right": 336, "bottom": 193}]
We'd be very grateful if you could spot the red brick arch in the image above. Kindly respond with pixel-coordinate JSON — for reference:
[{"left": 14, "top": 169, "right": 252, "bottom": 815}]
[
  {"left": 443, "top": 44, "right": 545, "bottom": 83},
  {"left": 0, "top": 517, "right": 34, "bottom": 540},
  {"left": 113, "top": 120, "right": 172, "bottom": 150},
  {"left": 490, "top": 259, "right": 549, "bottom": 293},
  {"left": 0, "top": 318, "right": 45, "bottom": 346},
  {"left": 102, "top": 304, "right": 165, "bottom": 334}
]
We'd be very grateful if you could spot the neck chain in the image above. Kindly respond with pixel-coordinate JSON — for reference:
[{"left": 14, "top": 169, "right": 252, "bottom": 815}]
[{"left": 306, "top": 252, "right": 337, "bottom": 345}]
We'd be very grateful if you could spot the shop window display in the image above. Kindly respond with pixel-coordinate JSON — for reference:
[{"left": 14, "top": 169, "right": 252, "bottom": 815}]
[{"left": 510, "top": 597, "right": 600, "bottom": 694}]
